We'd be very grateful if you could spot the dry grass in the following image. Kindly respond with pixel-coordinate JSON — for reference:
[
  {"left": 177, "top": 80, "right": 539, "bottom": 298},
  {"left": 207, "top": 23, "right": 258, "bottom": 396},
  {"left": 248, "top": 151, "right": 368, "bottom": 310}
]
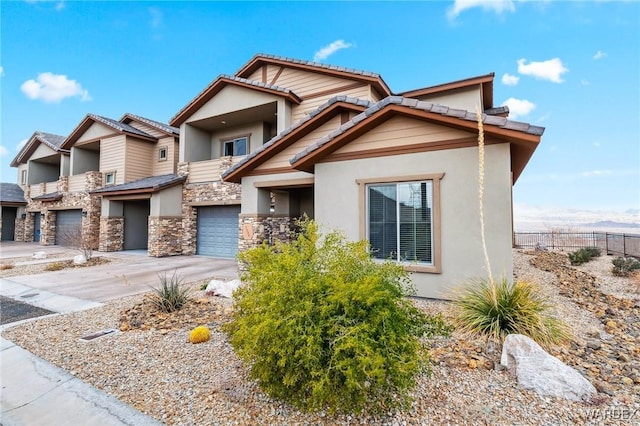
[
  {"left": 0, "top": 264, "right": 14, "bottom": 271},
  {"left": 44, "top": 262, "right": 66, "bottom": 272},
  {"left": 631, "top": 271, "right": 640, "bottom": 293}
]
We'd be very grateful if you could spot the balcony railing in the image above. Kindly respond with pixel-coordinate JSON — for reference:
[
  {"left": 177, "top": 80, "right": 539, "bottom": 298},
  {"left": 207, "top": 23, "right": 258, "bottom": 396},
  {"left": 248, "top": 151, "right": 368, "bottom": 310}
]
[
  {"left": 68, "top": 174, "right": 87, "bottom": 192},
  {"left": 188, "top": 157, "right": 244, "bottom": 184},
  {"left": 29, "top": 181, "right": 58, "bottom": 197}
]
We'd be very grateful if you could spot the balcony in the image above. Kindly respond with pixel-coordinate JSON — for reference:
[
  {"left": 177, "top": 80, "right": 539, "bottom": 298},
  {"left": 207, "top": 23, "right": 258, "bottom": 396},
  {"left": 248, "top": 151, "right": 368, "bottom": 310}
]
[
  {"left": 187, "top": 157, "right": 244, "bottom": 184},
  {"left": 29, "top": 181, "right": 58, "bottom": 198}
]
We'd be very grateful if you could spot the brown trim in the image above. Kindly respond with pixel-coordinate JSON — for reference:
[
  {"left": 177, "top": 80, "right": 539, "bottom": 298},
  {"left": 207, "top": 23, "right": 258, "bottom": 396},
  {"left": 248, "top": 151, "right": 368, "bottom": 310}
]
[
  {"left": 246, "top": 167, "right": 297, "bottom": 176},
  {"left": 340, "top": 111, "right": 350, "bottom": 124},
  {"left": 357, "top": 173, "right": 444, "bottom": 274},
  {"left": 189, "top": 200, "right": 241, "bottom": 207},
  {"left": 261, "top": 66, "right": 267, "bottom": 83},
  {"left": 0, "top": 202, "right": 27, "bottom": 207},
  {"left": 102, "top": 194, "right": 152, "bottom": 201},
  {"left": 46, "top": 206, "right": 82, "bottom": 211},
  {"left": 253, "top": 177, "right": 314, "bottom": 188},
  {"left": 74, "top": 132, "right": 121, "bottom": 146},
  {"left": 170, "top": 77, "right": 302, "bottom": 127},
  {"left": 302, "top": 82, "right": 365, "bottom": 101},
  {"left": 270, "top": 67, "right": 284, "bottom": 85},
  {"left": 62, "top": 115, "right": 157, "bottom": 150},
  {"left": 400, "top": 73, "right": 493, "bottom": 98}
]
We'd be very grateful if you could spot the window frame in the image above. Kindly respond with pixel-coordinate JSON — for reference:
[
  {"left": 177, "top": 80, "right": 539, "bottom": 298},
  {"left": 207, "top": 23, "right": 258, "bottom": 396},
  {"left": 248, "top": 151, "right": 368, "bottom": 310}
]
[
  {"left": 357, "top": 173, "right": 443, "bottom": 274},
  {"left": 158, "top": 146, "right": 168, "bottom": 161},
  {"left": 104, "top": 171, "right": 116, "bottom": 186},
  {"left": 221, "top": 135, "right": 249, "bottom": 157},
  {"left": 21, "top": 170, "right": 27, "bottom": 185}
]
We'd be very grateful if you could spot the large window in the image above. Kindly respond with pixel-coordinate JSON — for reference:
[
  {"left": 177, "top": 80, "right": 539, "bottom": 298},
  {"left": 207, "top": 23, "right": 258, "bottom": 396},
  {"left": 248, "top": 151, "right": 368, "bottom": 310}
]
[
  {"left": 223, "top": 137, "right": 247, "bottom": 157},
  {"left": 367, "top": 181, "right": 433, "bottom": 265}
]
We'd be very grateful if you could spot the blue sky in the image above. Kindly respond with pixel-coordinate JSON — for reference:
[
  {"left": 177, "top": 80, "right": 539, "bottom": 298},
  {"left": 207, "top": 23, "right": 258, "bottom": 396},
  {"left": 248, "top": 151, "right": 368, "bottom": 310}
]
[{"left": 1, "top": 0, "right": 638, "bottom": 219}]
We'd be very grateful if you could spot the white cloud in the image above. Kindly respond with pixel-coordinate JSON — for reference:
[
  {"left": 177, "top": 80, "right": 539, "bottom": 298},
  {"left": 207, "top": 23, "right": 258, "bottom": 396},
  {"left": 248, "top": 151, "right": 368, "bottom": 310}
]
[
  {"left": 0, "top": 65, "right": 4, "bottom": 77},
  {"left": 21, "top": 72, "right": 90, "bottom": 103},
  {"left": 313, "top": 40, "right": 353, "bottom": 62},
  {"left": 593, "top": 50, "right": 607, "bottom": 60},
  {"left": 25, "top": 0, "right": 65, "bottom": 11},
  {"left": 447, "top": 0, "right": 515, "bottom": 19},
  {"left": 501, "top": 73, "right": 519, "bottom": 86},
  {"left": 0, "top": 146, "right": 8, "bottom": 157},
  {"left": 581, "top": 79, "right": 590, "bottom": 86},
  {"left": 517, "top": 58, "right": 568, "bottom": 83},
  {"left": 149, "top": 7, "right": 162, "bottom": 28},
  {"left": 502, "top": 97, "right": 535, "bottom": 119}
]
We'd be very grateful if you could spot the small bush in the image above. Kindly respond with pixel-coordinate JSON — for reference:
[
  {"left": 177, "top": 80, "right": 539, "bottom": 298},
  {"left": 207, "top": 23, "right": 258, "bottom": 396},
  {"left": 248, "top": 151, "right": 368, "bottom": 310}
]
[
  {"left": 189, "top": 326, "right": 211, "bottom": 343},
  {"left": 568, "top": 247, "right": 600, "bottom": 265},
  {"left": 583, "top": 246, "right": 601, "bottom": 258},
  {"left": 611, "top": 257, "right": 640, "bottom": 277},
  {"left": 224, "top": 220, "right": 441, "bottom": 414},
  {"left": 453, "top": 277, "right": 570, "bottom": 348},
  {"left": 44, "top": 262, "right": 66, "bottom": 271},
  {"left": 148, "top": 270, "right": 192, "bottom": 313}
]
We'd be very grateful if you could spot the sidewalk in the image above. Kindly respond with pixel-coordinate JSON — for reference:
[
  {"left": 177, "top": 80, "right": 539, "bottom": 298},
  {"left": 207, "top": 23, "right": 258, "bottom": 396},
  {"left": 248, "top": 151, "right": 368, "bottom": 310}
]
[{"left": 0, "top": 279, "right": 163, "bottom": 426}]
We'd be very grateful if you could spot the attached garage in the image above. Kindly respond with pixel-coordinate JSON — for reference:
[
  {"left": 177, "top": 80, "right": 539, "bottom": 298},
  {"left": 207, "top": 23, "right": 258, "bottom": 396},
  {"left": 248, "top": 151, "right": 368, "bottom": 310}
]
[
  {"left": 196, "top": 205, "right": 240, "bottom": 258},
  {"left": 55, "top": 209, "right": 83, "bottom": 246}
]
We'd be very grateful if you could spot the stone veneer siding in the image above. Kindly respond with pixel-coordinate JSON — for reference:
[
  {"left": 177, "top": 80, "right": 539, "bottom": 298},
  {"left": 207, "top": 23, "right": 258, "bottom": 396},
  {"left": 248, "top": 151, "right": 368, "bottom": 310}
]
[
  {"left": 14, "top": 216, "right": 26, "bottom": 242},
  {"left": 238, "top": 215, "right": 294, "bottom": 252},
  {"left": 148, "top": 216, "right": 183, "bottom": 257},
  {"left": 99, "top": 217, "right": 124, "bottom": 252},
  {"left": 179, "top": 159, "right": 242, "bottom": 256}
]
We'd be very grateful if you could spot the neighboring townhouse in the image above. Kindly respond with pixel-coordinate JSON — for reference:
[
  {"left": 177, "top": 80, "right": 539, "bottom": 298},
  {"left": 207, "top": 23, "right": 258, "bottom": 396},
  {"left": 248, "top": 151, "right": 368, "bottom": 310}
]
[
  {"left": 10, "top": 131, "right": 68, "bottom": 243},
  {"left": 172, "top": 54, "right": 544, "bottom": 299},
  {"left": 0, "top": 183, "right": 26, "bottom": 241},
  {"left": 11, "top": 114, "right": 182, "bottom": 256}
]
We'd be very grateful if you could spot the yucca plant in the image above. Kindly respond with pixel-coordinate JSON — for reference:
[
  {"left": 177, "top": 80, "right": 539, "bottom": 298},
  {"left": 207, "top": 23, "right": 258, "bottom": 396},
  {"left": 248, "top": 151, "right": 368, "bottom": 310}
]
[
  {"left": 149, "top": 270, "right": 192, "bottom": 313},
  {"left": 454, "top": 277, "right": 570, "bottom": 348}
]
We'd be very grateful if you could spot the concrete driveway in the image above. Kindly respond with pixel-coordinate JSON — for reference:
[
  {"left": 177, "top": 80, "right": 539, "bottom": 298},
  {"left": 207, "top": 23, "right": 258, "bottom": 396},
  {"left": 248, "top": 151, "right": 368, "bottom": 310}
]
[{"left": 0, "top": 242, "right": 238, "bottom": 303}]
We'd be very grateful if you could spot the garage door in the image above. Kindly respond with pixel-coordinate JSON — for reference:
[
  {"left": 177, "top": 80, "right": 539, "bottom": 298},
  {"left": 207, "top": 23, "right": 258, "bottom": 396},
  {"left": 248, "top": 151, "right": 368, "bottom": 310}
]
[
  {"left": 55, "top": 210, "right": 82, "bottom": 246},
  {"left": 196, "top": 205, "right": 240, "bottom": 258}
]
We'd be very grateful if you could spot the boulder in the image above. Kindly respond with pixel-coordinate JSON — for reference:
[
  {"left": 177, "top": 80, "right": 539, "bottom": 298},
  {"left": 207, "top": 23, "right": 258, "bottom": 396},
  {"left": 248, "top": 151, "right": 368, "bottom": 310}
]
[
  {"left": 501, "top": 334, "right": 597, "bottom": 402},
  {"left": 33, "top": 251, "right": 47, "bottom": 259},
  {"left": 73, "top": 254, "right": 87, "bottom": 265},
  {"left": 205, "top": 279, "right": 241, "bottom": 298}
]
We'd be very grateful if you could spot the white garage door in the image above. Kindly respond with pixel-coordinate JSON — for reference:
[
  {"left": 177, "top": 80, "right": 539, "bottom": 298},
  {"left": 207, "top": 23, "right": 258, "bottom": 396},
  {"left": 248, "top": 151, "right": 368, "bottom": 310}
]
[
  {"left": 55, "top": 209, "right": 83, "bottom": 246},
  {"left": 196, "top": 206, "right": 240, "bottom": 258}
]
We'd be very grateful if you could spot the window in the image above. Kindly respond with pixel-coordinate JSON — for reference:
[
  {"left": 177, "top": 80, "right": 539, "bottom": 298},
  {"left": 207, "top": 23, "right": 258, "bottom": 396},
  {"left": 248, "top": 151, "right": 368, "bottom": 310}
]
[
  {"left": 223, "top": 137, "right": 248, "bottom": 157},
  {"left": 158, "top": 147, "right": 168, "bottom": 161},
  {"left": 104, "top": 172, "right": 115, "bottom": 185},
  {"left": 21, "top": 170, "right": 27, "bottom": 185},
  {"left": 359, "top": 173, "right": 443, "bottom": 273}
]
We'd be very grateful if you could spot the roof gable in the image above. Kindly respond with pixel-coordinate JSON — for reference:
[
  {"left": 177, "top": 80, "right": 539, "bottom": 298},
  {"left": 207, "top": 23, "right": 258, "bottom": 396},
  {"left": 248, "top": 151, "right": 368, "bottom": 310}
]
[
  {"left": 120, "top": 113, "right": 179, "bottom": 137},
  {"left": 289, "top": 96, "right": 543, "bottom": 183},
  {"left": 10, "top": 131, "right": 68, "bottom": 167},
  {"left": 62, "top": 114, "right": 157, "bottom": 149},
  {"left": 170, "top": 75, "right": 302, "bottom": 127},
  {"left": 400, "top": 73, "right": 495, "bottom": 110},
  {"left": 235, "top": 54, "right": 392, "bottom": 98}
]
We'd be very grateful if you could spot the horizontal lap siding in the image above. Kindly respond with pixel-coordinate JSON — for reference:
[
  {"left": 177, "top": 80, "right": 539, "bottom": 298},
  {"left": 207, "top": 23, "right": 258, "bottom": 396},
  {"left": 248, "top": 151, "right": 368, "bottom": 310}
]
[
  {"left": 153, "top": 136, "right": 177, "bottom": 175},
  {"left": 292, "top": 85, "right": 370, "bottom": 123},
  {"left": 247, "top": 67, "right": 263, "bottom": 82},
  {"left": 254, "top": 116, "right": 342, "bottom": 171},
  {"left": 127, "top": 121, "right": 165, "bottom": 138},
  {"left": 273, "top": 69, "right": 354, "bottom": 98},
  {"left": 333, "top": 116, "right": 473, "bottom": 154},
  {"left": 100, "top": 136, "right": 126, "bottom": 184},
  {"left": 125, "top": 138, "right": 154, "bottom": 182}
]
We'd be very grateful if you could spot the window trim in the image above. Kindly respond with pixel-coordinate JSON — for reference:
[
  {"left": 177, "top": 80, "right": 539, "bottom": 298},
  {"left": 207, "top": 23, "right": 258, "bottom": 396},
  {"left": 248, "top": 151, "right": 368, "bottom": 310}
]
[
  {"left": 104, "top": 171, "right": 116, "bottom": 186},
  {"left": 357, "top": 173, "right": 444, "bottom": 274},
  {"left": 158, "top": 146, "right": 168, "bottom": 161},
  {"left": 21, "top": 169, "right": 27, "bottom": 185},
  {"left": 220, "top": 134, "right": 250, "bottom": 157}
]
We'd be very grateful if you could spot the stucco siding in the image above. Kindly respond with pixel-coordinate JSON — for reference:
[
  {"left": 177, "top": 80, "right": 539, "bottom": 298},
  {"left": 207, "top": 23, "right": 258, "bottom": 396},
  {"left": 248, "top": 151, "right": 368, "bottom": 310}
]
[
  {"left": 314, "top": 143, "right": 513, "bottom": 299},
  {"left": 100, "top": 135, "right": 126, "bottom": 184},
  {"left": 76, "top": 122, "right": 114, "bottom": 144},
  {"left": 332, "top": 116, "right": 474, "bottom": 155},
  {"left": 254, "top": 115, "right": 343, "bottom": 171},
  {"left": 125, "top": 138, "right": 154, "bottom": 182},
  {"left": 241, "top": 171, "right": 314, "bottom": 214},
  {"left": 30, "top": 144, "right": 58, "bottom": 161},
  {"left": 186, "top": 85, "right": 281, "bottom": 123}
]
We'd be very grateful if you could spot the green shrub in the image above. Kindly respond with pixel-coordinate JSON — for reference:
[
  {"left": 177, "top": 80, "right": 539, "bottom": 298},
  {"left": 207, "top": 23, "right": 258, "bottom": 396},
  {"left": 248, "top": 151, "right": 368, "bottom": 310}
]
[
  {"left": 148, "top": 270, "right": 192, "bottom": 313},
  {"left": 582, "top": 246, "right": 601, "bottom": 258},
  {"left": 568, "top": 247, "right": 600, "bottom": 265},
  {"left": 611, "top": 257, "right": 640, "bottom": 277},
  {"left": 224, "top": 220, "right": 443, "bottom": 414},
  {"left": 453, "top": 277, "right": 570, "bottom": 348}
]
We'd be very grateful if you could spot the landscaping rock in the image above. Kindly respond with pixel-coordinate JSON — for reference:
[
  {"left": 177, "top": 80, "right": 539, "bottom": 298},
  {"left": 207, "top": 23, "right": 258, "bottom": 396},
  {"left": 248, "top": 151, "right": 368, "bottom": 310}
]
[
  {"left": 73, "top": 254, "right": 87, "bottom": 265},
  {"left": 32, "top": 251, "right": 47, "bottom": 259},
  {"left": 501, "top": 334, "right": 598, "bottom": 402},
  {"left": 205, "top": 279, "right": 241, "bottom": 298}
]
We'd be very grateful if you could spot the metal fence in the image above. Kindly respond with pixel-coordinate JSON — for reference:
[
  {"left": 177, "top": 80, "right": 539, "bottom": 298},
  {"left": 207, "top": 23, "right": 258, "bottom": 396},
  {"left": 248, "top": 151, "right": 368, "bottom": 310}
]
[{"left": 513, "top": 232, "right": 640, "bottom": 258}]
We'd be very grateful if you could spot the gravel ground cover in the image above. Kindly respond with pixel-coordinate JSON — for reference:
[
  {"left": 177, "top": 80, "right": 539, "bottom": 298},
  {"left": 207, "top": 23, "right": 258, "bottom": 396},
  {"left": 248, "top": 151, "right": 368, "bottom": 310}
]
[{"left": 2, "top": 250, "right": 639, "bottom": 425}]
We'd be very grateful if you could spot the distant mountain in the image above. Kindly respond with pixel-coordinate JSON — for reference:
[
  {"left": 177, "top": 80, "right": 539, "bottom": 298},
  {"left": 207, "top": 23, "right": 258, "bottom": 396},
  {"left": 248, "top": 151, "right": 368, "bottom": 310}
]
[{"left": 583, "top": 220, "right": 640, "bottom": 229}]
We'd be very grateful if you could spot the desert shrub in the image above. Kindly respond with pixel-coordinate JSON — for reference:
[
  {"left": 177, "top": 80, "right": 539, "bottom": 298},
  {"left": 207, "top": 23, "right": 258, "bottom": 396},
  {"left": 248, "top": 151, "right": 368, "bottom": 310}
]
[
  {"left": 611, "top": 256, "right": 640, "bottom": 277},
  {"left": 148, "top": 270, "right": 192, "bottom": 313},
  {"left": 189, "top": 326, "right": 211, "bottom": 343},
  {"left": 224, "top": 220, "right": 444, "bottom": 414},
  {"left": 568, "top": 247, "right": 600, "bottom": 265},
  {"left": 453, "top": 277, "right": 570, "bottom": 348},
  {"left": 0, "top": 264, "right": 14, "bottom": 270},
  {"left": 44, "top": 262, "right": 66, "bottom": 271}
]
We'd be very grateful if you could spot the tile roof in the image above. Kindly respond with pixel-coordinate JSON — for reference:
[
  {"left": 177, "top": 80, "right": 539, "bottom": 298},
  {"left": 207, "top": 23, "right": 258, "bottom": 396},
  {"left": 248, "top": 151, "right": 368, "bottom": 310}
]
[
  {"left": 91, "top": 174, "right": 185, "bottom": 194},
  {"left": 34, "top": 132, "right": 67, "bottom": 150},
  {"left": 0, "top": 183, "right": 26, "bottom": 204},
  {"left": 10, "top": 131, "right": 68, "bottom": 167},
  {"left": 120, "top": 113, "right": 179, "bottom": 135},
  {"left": 243, "top": 54, "right": 383, "bottom": 79},
  {"left": 290, "top": 96, "right": 545, "bottom": 165},
  {"left": 222, "top": 96, "right": 373, "bottom": 179},
  {"left": 88, "top": 114, "right": 156, "bottom": 139},
  {"left": 484, "top": 106, "right": 509, "bottom": 116},
  {"left": 31, "top": 191, "right": 63, "bottom": 201}
]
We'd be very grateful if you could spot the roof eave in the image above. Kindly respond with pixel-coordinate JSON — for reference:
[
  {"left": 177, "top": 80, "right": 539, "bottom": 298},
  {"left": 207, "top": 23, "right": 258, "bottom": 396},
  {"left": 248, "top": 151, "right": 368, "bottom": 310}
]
[
  {"left": 399, "top": 73, "right": 495, "bottom": 99},
  {"left": 91, "top": 176, "right": 186, "bottom": 197}
]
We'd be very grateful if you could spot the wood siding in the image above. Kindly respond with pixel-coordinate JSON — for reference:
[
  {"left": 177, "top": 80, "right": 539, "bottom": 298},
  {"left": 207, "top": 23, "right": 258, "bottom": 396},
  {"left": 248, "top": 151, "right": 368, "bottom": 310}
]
[
  {"left": 188, "top": 157, "right": 244, "bottom": 183},
  {"left": 153, "top": 136, "right": 178, "bottom": 175},
  {"left": 100, "top": 135, "right": 126, "bottom": 185},
  {"left": 127, "top": 121, "right": 166, "bottom": 138},
  {"left": 76, "top": 122, "right": 114, "bottom": 144},
  {"left": 254, "top": 115, "right": 343, "bottom": 171},
  {"left": 125, "top": 137, "right": 154, "bottom": 182},
  {"left": 331, "top": 116, "right": 474, "bottom": 156},
  {"left": 291, "top": 85, "right": 370, "bottom": 123},
  {"left": 68, "top": 174, "right": 86, "bottom": 192}
]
